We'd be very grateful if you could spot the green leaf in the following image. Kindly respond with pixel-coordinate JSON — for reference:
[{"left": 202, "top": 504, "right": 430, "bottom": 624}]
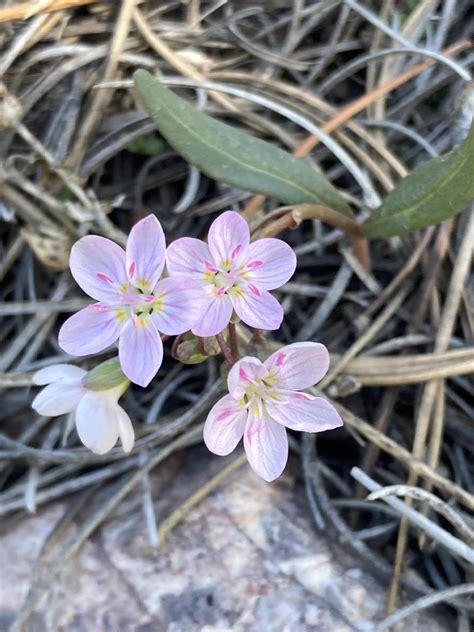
[
  {"left": 363, "top": 122, "right": 474, "bottom": 239},
  {"left": 133, "top": 70, "right": 352, "bottom": 216}
]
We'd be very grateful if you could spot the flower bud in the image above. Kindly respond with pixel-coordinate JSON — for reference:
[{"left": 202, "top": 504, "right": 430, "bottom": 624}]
[{"left": 83, "top": 358, "right": 129, "bottom": 392}]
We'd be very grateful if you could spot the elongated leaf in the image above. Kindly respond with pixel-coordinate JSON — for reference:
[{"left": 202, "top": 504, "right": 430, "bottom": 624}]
[
  {"left": 133, "top": 70, "right": 352, "bottom": 216},
  {"left": 363, "top": 122, "right": 474, "bottom": 239}
]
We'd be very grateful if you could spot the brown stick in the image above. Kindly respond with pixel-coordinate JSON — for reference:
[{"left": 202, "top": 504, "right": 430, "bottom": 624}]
[{"left": 0, "top": 0, "right": 95, "bottom": 22}]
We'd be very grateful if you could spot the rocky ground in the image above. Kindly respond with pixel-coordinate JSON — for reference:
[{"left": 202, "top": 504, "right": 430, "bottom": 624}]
[{"left": 0, "top": 448, "right": 448, "bottom": 632}]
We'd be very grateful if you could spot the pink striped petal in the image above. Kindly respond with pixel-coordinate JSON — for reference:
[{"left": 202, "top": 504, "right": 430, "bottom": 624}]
[
  {"left": 69, "top": 235, "right": 126, "bottom": 302},
  {"left": 264, "top": 342, "right": 330, "bottom": 389},
  {"left": 166, "top": 237, "right": 213, "bottom": 279},
  {"left": 203, "top": 394, "right": 247, "bottom": 456},
  {"left": 231, "top": 287, "right": 283, "bottom": 330},
  {"left": 126, "top": 214, "right": 165, "bottom": 292},
  {"left": 75, "top": 391, "right": 119, "bottom": 454},
  {"left": 227, "top": 356, "right": 267, "bottom": 400},
  {"left": 32, "top": 382, "right": 85, "bottom": 416},
  {"left": 192, "top": 293, "right": 233, "bottom": 337},
  {"left": 151, "top": 277, "right": 206, "bottom": 335},
  {"left": 33, "top": 364, "right": 86, "bottom": 385},
  {"left": 58, "top": 306, "right": 123, "bottom": 356},
  {"left": 116, "top": 406, "right": 135, "bottom": 453},
  {"left": 243, "top": 410, "right": 288, "bottom": 482},
  {"left": 266, "top": 391, "right": 343, "bottom": 433},
  {"left": 208, "top": 211, "right": 249, "bottom": 266},
  {"left": 246, "top": 238, "right": 296, "bottom": 289},
  {"left": 119, "top": 318, "right": 163, "bottom": 387}
]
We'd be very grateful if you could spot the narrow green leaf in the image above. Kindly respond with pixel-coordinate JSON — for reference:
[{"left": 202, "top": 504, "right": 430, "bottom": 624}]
[
  {"left": 363, "top": 122, "right": 474, "bottom": 239},
  {"left": 133, "top": 70, "right": 352, "bottom": 216}
]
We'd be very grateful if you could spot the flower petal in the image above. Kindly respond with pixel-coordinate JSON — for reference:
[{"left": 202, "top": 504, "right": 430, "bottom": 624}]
[
  {"left": 264, "top": 342, "right": 330, "bottom": 390},
  {"left": 33, "top": 364, "right": 86, "bottom": 385},
  {"left": 231, "top": 287, "right": 283, "bottom": 330},
  {"left": 203, "top": 394, "right": 247, "bottom": 456},
  {"left": 32, "top": 383, "right": 84, "bottom": 416},
  {"left": 208, "top": 211, "right": 250, "bottom": 266},
  {"left": 69, "top": 235, "right": 126, "bottom": 302},
  {"left": 166, "top": 237, "right": 212, "bottom": 279},
  {"left": 267, "top": 391, "right": 343, "bottom": 433},
  {"left": 151, "top": 276, "right": 206, "bottom": 335},
  {"left": 126, "top": 214, "right": 165, "bottom": 291},
  {"left": 119, "top": 318, "right": 163, "bottom": 387},
  {"left": 192, "top": 294, "right": 233, "bottom": 337},
  {"left": 243, "top": 408, "right": 288, "bottom": 482},
  {"left": 116, "top": 406, "right": 135, "bottom": 453},
  {"left": 75, "top": 391, "right": 119, "bottom": 454},
  {"left": 59, "top": 306, "right": 123, "bottom": 356},
  {"left": 245, "top": 238, "right": 296, "bottom": 290},
  {"left": 227, "top": 356, "right": 267, "bottom": 400}
]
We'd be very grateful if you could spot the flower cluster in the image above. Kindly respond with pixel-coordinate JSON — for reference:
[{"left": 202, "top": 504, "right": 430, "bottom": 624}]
[{"left": 32, "top": 210, "right": 343, "bottom": 478}]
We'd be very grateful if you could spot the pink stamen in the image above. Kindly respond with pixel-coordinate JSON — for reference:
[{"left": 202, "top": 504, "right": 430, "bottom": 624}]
[
  {"left": 89, "top": 302, "right": 108, "bottom": 312},
  {"left": 143, "top": 295, "right": 155, "bottom": 303},
  {"left": 217, "top": 287, "right": 226, "bottom": 296},
  {"left": 204, "top": 260, "right": 218, "bottom": 273},
  {"left": 230, "top": 243, "right": 242, "bottom": 259},
  {"left": 96, "top": 272, "right": 113, "bottom": 284},
  {"left": 128, "top": 261, "right": 136, "bottom": 278},
  {"left": 247, "top": 260, "right": 263, "bottom": 270},
  {"left": 216, "top": 409, "right": 233, "bottom": 421},
  {"left": 276, "top": 351, "right": 286, "bottom": 367},
  {"left": 248, "top": 283, "right": 261, "bottom": 297}
]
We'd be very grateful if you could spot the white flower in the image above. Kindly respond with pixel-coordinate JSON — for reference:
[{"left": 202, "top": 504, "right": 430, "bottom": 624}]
[{"left": 32, "top": 364, "right": 134, "bottom": 454}]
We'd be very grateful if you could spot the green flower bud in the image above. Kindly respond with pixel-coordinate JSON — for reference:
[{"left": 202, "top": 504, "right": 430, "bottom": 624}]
[{"left": 83, "top": 358, "right": 129, "bottom": 392}]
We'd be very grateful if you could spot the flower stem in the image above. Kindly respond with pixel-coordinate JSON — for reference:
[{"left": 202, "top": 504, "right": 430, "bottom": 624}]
[
  {"left": 228, "top": 322, "right": 239, "bottom": 362},
  {"left": 216, "top": 332, "right": 234, "bottom": 367}
]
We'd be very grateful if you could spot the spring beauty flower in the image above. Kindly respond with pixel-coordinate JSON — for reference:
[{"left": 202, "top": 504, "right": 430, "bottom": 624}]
[
  {"left": 166, "top": 211, "right": 296, "bottom": 337},
  {"left": 32, "top": 364, "right": 134, "bottom": 454},
  {"left": 203, "top": 342, "right": 343, "bottom": 481},
  {"left": 58, "top": 215, "right": 204, "bottom": 387}
]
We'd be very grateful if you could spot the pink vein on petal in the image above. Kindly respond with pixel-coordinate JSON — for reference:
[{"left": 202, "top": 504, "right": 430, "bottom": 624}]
[
  {"left": 204, "top": 260, "right": 218, "bottom": 272},
  {"left": 216, "top": 409, "right": 234, "bottom": 421},
  {"left": 239, "top": 367, "right": 249, "bottom": 381},
  {"left": 276, "top": 351, "right": 286, "bottom": 367},
  {"left": 248, "top": 283, "right": 261, "bottom": 297},
  {"left": 89, "top": 303, "right": 108, "bottom": 312},
  {"left": 247, "top": 260, "right": 263, "bottom": 270},
  {"left": 128, "top": 261, "right": 136, "bottom": 277},
  {"left": 96, "top": 272, "right": 113, "bottom": 284},
  {"left": 231, "top": 244, "right": 242, "bottom": 259}
]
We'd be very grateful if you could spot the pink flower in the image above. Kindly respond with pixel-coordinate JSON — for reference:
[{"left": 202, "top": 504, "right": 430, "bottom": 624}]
[
  {"left": 32, "top": 364, "right": 134, "bottom": 454},
  {"left": 166, "top": 211, "right": 296, "bottom": 336},
  {"left": 58, "top": 215, "right": 204, "bottom": 387},
  {"left": 203, "top": 342, "right": 343, "bottom": 481}
]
